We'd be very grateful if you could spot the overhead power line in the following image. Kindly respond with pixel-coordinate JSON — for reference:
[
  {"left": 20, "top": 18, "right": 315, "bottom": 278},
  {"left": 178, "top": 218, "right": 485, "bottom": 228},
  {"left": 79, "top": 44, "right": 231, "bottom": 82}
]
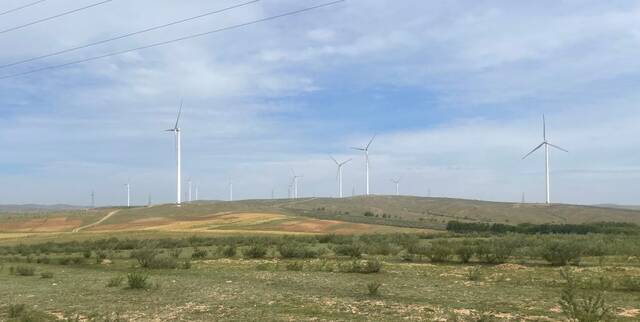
[
  {"left": 0, "top": 0, "right": 346, "bottom": 80},
  {"left": 0, "top": 0, "right": 113, "bottom": 36},
  {"left": 0, "top": 0, "right": 260, "bottom": 70},
  {"left": 0, "top": 0, "right": 47, "bottom": 17}
]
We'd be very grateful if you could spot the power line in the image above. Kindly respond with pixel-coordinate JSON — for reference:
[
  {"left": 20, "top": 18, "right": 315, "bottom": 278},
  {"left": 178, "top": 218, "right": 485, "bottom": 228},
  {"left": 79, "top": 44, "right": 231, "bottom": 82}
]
[
  {"left": 0, "top": 0, "right": 113, "bottom": 36},
  {"left": 0, "top": 0, "right": 346, "bottom": 80},
  {"left": 0, "top": 0, "right": 47, "bottom": 17},
  {"left": 0, "top": 0, "right": 260, "bottom": 70}
]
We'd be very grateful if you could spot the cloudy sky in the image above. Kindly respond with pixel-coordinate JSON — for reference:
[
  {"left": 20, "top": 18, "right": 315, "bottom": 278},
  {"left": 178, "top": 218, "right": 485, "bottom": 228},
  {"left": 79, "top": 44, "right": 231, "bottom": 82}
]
[{"left": 1, "top": 0, "right": 639, "bottom": 206}]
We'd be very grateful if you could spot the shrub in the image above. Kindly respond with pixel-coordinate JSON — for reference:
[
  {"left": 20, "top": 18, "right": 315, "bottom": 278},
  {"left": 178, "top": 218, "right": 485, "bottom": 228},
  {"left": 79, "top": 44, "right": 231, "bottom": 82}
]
[
  {"left": 467, "top": 266, "right": 483, "bottom": 281},
  {"left": 130, "top": 248, "right": 159, "bottom": 268},
  {"left": 169, "top": 248, "right": 183, "bottom": 259},
  {"left": 36, "top": 257, "right": 51, "bottom": 264},
  {"left": 425, "top": 241, "right": 453, "bottom": 263},
  {"left": 40, "top": 272, "right": 54, "bottom": 279},
  {"left": 243, "top": 245, "right": 268, "bottom": 259},
  {"left": 127, "top": 272, "right": 150, "bottom": 289},
  {"left": 541, "top": 240, "right": 583, "bottom": 266},
  {"left": 285, "top": 261, "right": 304, "bottom": 271},
  {"left": 71, "top": 257, "right": 85, "bottom": 265},
  {"left": 96, "top": 250, "right": 108, "bottom": 263},
  {"left": 58, "top": 258, "right": 71, "bottom": 265},
  {"left": 619, "top": 276, "right": 640, "bottom": 292},
  {"left": 367, "top": 281, "right": 382, "bottom": 296},
  {"left": 14, "top": 265, "right": 35, "bottom": 276},
  {"left": 341, "top": 259, "right": 382, "bottom": 274},
  {"left": 278, "top": 243, "right": 318, "bottom": 259},
  {"left": 191, "top": 248, "right": 208, "bottom": 259},
  {"left": 221, "top": 246, "right": 237, "bottom": 258},
  {"left": 455, "top": 245, "right": 475, "bottom": 263},
  {"left": 8, "top": 304, "right": 26, "bottom": 318},
  {"left": 107, "top": 276, "right": 124, "bottom": 287},
  {"left": 334, "top": 243, "right": 363, "bottom": 258},
  {"left": 476, "top": 239, "right": 516, "bottom": 264},
  {"left": 83, "top": 249, "right": 92, "bottom": 259},
  {"left": 559, "top": 267, "right": 611, "bottom": 322},
  {"left": 147, "top": 256, "right": 178, "bottom": 269}
]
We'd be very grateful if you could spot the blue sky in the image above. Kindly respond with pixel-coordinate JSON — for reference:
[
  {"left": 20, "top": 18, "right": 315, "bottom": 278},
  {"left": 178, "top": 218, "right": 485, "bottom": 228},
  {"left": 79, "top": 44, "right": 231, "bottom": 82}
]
[{"left": 1, "top": 0, "right": 639, "bottom": 206}]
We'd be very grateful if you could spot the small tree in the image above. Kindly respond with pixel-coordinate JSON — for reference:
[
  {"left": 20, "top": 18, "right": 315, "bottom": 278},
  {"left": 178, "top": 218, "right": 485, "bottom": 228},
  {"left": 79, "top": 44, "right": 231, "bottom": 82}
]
[{"left": 559, "top": 267, "right": 611, "bottom": 322}]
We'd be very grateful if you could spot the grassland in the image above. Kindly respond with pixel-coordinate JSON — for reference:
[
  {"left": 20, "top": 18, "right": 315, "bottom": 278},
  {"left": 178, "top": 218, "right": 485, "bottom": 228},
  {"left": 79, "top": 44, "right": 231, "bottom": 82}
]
[{"left": 1, "top": 197, "right": 639, "bottom": 321}]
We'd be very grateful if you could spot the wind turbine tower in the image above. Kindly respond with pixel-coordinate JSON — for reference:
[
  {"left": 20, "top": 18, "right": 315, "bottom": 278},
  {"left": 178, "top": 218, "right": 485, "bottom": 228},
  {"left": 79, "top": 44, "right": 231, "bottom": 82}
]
[
  {"left": 125, "top": 182, "right": 130, "bottom": 207},
  {"left": 523, "top": 115, "right": 568, "bottom": 204},
  {"left": 188, "top": 178, "right": 192, "bottom": 202},
  {"left": 391, "top": 177, "right": 401, "bottom": 196},
  {"left": 229, "top": 182, "right": 233, "bottom": 202},
  {"left": 351, "top": 135, "right": 376, "bottom": 195},
  {"left": 291, "top": 171, "right": 303, "bottom": 199},
  {"left": 166, "top": 101, "right": 183, "bottom": 206},
  {"left": 91, "top": 190, "right": 95, "bottom": 208},
  {"left": 330, "top": 156, "right": 352, "bottom": 198}
]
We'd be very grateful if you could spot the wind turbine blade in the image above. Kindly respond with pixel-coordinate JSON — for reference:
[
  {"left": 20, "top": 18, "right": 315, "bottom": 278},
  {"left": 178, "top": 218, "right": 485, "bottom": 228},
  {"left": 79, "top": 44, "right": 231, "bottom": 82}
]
[
  {"left": 174, "top": 100, "right": 183, "bottom": 129},
  {"left": 329, "top": 155, "right": 338, "bottom": 165},
  {"left": 350, "top": 147, "right": 365, "bottom": 151},
  {"left": 340, "top": 158, "right": 352, "bottom": 166},
  {"left": 366, "top": 134, "right": 377, "bottom": 150},
  {"left": 547, "top": 143, "right": 568, "bottom": 153},
  {"left": 522, "top": 142, "right": 545, "bottom": 159}
]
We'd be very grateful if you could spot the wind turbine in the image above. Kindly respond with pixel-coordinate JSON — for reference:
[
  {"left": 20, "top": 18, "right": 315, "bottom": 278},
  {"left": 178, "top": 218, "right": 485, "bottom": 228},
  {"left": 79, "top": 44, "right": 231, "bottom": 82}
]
[
  {"left": 195, "top": 185, "right": 199, "bottom": 201},
  {"left": 124, "top": 182, "right": 130, "bottom": 207},
  {"left": 188, "top": 177, "right": 192, "bottom": 202},
  {"left": 330, "top": 156, "right": 351, "bottom": 198},
  {"left": 229, "top": 182, "right": 233, "bottom": 202},
  {"left": 291, "top": 170, "right": 303, "bottom": 199},
  {"left": 523, "top": 115, "right": 568, "bottom": 205},
  {"left": 166, "top": 101, "right": 183, "bottom": 206},
  {"left": 351, "top": 135, "right": 376, "bottom": 196},
  {"left": 391, "top": 177, "right": 401, "bottom": 196}
]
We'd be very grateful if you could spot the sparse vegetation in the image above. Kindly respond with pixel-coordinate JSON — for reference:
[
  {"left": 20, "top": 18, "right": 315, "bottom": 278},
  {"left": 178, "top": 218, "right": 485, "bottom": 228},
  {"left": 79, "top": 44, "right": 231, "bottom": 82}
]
[
  {"left": 559, "top": 267, "right": 611, "bottom": 322},
  {"left": 366, "top": 281, "right": 382, "bottom": 296},
  {"left": 106, "top": 276, "right": 124, "bottom": 287},
  {"left": 126, "top": 272, "right": 150, "bottom": 289}
]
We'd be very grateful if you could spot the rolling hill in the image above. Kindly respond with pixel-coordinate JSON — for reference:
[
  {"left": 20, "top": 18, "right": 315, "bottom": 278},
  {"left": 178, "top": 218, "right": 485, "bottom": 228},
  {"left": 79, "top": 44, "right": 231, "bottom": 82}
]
[{"left": 1, "top": 196, "right": 639, "bottom": 238}]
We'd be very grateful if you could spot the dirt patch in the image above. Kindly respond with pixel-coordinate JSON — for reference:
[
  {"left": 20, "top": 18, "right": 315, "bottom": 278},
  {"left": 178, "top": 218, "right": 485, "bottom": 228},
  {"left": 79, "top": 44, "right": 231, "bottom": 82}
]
[
  {"left": 617, "top": 308, "right": 640, "bottom": 317},
  {"left": 0, "top": 217, "right": 81, "bottom": 232}
]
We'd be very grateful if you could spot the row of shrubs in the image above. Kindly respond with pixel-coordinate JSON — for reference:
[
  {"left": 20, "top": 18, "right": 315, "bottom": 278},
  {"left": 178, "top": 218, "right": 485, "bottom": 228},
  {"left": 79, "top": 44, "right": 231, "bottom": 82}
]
[
  {"left": 256, "top": 259, "right": 382, "bottom": 274},
  {"left": 446, "top": 221, "right": 640, "bottom": 235}
]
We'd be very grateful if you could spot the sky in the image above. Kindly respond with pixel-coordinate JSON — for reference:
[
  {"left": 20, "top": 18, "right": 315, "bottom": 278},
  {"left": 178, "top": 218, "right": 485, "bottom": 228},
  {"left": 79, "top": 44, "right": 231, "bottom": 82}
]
[{"left": 1, "top": 0, "right": 639, "bottom": 206}]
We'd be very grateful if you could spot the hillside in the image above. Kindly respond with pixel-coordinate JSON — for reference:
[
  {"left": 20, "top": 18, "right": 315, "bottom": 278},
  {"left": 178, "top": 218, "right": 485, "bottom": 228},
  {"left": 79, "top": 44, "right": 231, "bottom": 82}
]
[{"left": 1, "top": 196, "right": 639, "bottom": 237}]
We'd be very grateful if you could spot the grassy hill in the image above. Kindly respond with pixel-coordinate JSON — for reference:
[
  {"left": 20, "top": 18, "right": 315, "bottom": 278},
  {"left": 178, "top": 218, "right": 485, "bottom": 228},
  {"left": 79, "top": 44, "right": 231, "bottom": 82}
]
[{"left": 1, "top": 196, "right": 639, "bottom": 237}]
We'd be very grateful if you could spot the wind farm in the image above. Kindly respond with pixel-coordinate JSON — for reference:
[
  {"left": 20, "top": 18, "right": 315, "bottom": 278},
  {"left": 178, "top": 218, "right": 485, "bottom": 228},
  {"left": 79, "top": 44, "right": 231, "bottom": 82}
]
[{"left": 1, "top": 1, "right": 639, "bottom": 321}]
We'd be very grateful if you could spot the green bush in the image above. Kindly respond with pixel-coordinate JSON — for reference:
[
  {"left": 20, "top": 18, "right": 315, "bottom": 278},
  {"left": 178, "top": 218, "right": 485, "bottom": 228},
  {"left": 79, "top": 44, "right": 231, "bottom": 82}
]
[
  {"left": 130, "top": 248, "right": 159, "bottom": 268},
  {"left": 243, "top": 245, "right": 268, "bottom": 259},
  {"left": 191, "top": 248, "right": 208, "bottom": 259},
  {"left": 36, "top": 257, "right": 51, "bottom": 264},
  {"left": 278, "top": 243, "right": 318, "bottom": 259},
  {"left": 285, "top": 261, "right": 304, "bottom": 271},
  {"left": 467, "top": 266, "right": 483, "bottom": 281},
  {"left": 147, "top": 256, "right": 178, "bottom": 269},
  {"left": 476, "top": 239, "right": 516, "bottom": 264},
  {"left": 334, "top": 243, "right": 363, "bottom": 258},
  {"left": 341, "top": 259, "right": 382, "bottom": 274},
  {"left": 95, "top": 250, "right": 108, "bottom": 263},
  {"left": 126, "top": 272, "right": 150, "bottom": 289},
  {"left": 541, "top": 240, "right": 583, "bottom": 266},
  {"left": 6, "top": 303, "right": 54, "bottom": 321},
  {"left": 221, "top": 246, "right": 237, "bottom": 258},
  {"left": 619, "top": 276, "right": 640, "bottom": 292},
  {"left": 169, "top": 248, "right": 183, "bottom": 259},
  {"left": 14, "top": 265, "right": 35, "bottom": 276},
  {"left": 40, "top": 272, "right": 54, "bottom": 279},
  {"left": 83, "top": 249, "right": 92, "bottom": 259},
  {"left": 367, "top": 281, "right": 382, "bottom": 296},
  {"left": 8, "top": 304, "right": 26, "bottom": 318},
  {"left": 107, "top": 276, "right": 124, "bottom": 287},
  {"left": 425, "top": 241, "right": 452, "bottom": 263},
  {"left": 455, "top": 245, "right": 475, "bottom": 263},
  {"left": 559, "top": 267, "right": 611, "bottom": 322}
]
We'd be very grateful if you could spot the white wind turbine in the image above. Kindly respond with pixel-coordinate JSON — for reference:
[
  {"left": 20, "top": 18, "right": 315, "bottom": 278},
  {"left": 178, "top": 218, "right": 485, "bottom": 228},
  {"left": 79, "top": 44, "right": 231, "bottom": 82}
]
[
  {"left": 291, "top": 170, "right": 303, "bottom": 199},
  {"left": 124, "top": 181, "right": 130, "bottom": 207},
  {"left": 187, "top": 177, "right": 192, "bottom": 202},
  {"left": 391, "top": 177, "right": 401, "bottom": 196},
  {"left": 229, "top": 182, "right": 233, "bottom": 202},
  {"left": 166, "top": 101, "right": 183, "bottom": 206},
  {"left": 351, "top": 135, "right": 376, "bottom": 196},
  {"left": 523, "top": 115, "right": 568, "bottom": 205},
  {"left": 330, "top": 156, "right": 351, "bottom": 198}
]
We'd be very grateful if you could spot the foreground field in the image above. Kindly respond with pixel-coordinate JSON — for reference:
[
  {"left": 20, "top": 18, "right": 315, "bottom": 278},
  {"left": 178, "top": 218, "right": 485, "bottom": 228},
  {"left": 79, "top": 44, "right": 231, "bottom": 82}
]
[{"left": 1, "top": 233, "right": 639, "bottom": 321}]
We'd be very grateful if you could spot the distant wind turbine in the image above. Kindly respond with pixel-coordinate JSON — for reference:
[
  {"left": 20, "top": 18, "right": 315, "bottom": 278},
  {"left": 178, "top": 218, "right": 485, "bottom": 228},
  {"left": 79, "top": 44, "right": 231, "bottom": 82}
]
[
  {"left": 124, "top": 182, "right": 130, "bottom": 207},
  {"left": 188, "top": 177, "right": 192, "bottom": 202},
  {"left": 229, "top": 182, "right": 233, "bottom": 202},
  {"left": 195, "top": 185, "right": 199, "bottom": 201},
  {"left": 165, "top": 101, "right": 183, "bottom": 206},
  {"left": 351, "top": 135, "right": 376, "bottom": 195},
  {"left": 291, "top": 170, "right": 303, "bottom": 199},
  {"left": 523, "top": 115, "right": 568, "bottom": 205},
  {"left": 330, "top": 156, "right": 352, "bottom": 198},
  {"left": 391, "top": 177, "right": 401, "bottom": 196}
]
